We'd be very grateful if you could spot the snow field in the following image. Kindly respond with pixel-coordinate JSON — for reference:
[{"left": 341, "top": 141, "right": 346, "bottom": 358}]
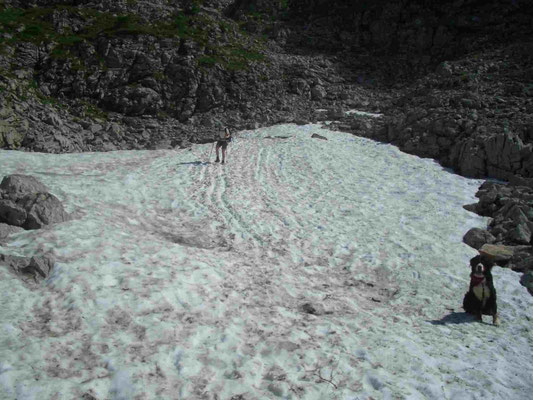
[{"left": 0, "top": 124, "right": 531, "bottom": 399}]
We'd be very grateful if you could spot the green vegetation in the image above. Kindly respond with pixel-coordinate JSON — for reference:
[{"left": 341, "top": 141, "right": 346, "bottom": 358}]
[
  {"left": 198, "top": 45, "right": 265, "bottom": 71},
  {"left": 0, "top": 6, "right": 207, "bottom": 49}
]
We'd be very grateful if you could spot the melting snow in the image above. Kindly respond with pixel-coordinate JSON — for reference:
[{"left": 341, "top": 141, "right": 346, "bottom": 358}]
[
  {"left": 345, "top": 110, "right": 383, "bottom": 118},
  {"left": 0, "top": 124, "right": 531, "bottom": 399}
]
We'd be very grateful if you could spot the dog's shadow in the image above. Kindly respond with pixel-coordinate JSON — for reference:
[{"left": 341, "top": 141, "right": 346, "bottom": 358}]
[{"left": 428, "top": 311, "right": 479, "bottom": 325}]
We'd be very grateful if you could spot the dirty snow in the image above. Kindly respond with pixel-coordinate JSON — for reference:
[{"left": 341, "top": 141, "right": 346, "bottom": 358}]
[{"left": 0, "top": 124, "right": 531, "bottom": 399}]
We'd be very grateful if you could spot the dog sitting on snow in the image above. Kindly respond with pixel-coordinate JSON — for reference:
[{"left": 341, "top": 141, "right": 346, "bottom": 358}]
[{"left": 463, "top": 255, "right": 500, "bottom": 325}]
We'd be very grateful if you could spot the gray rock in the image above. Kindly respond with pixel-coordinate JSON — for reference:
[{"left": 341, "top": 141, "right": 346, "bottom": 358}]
[
  {"left": 299, "top": 302, "right": 325, "bottom": 315},
  {"left": 290, "top": 79, "right": 310, "bottom": 97},
  {"left": 512, "top": 256, "right": 533, "bottom": 272},
  {"left": 45, "top": 113, "right": 63, "bottom": 127},
  {"left": 0, "top": 175, "right": 49, "bottom": 197},
  {"left": 0, "top": 223, "right": 23, "bottom": 240},
  {"left": 311, "top": 133, "right": 327, "bottom": 140},
  {"left": 19, "top": 193, "right": 69, "bottom": 230},
  {"left": 0, "top": 253, "right": 55, "bottom": 282},
  {"left": 520, "top": 271, "right": 533, "bottom": 295},
  {"left": 311, "top": 85, "right": 327, "bottom": 101},
  {"left": 0, "top": 200, "right": 27, "bottom": 226},
  {"left": 463, "top": 203, "right": 479, "bottom": 213},
  {"left": 507, "top": 223, "right": 532, "bottom": 245},
  {"left": 452, "top": 139, "right": 486, "bottom": 178},
  {"left": 485, "top": 132, "right": 523, "bottom": 173},
  {"left": 506, "top": 205, "right": 530, "bottom": 225},
  {"left": 21, "top": 256, "right": 55, "bottom": 279},
  {"left": 0, "top": 253, "right": 28, "bottom": 274},
  {"left": 463, "top": 227, "right": 496, "bottom": 250}
]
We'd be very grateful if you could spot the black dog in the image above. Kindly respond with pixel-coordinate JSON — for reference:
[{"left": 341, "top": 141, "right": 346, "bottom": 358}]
[{"left": 463, "top": 255, "right": 499, "bottom": 325}]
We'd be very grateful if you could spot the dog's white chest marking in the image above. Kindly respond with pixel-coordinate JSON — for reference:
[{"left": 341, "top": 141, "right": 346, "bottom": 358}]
[{"left": 473, "top": 282, "right": 491, "bottom": 305}]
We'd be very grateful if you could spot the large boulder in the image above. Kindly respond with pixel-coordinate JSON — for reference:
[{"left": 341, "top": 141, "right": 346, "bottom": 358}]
[
  {"left": 0, "top": 175, "right": 69, "bottom": 229},
  {"left": 0, "top": 175, "right": 49, "bottom": 197},
  {"left": 19, "top": 193, "right": 69, "bottom": 230}
]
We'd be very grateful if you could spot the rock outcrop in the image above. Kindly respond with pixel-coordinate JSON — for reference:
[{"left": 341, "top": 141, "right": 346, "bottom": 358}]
[
  {"left": 0, "top": 175, "right": 69, "bottom": 229},
  {"left": 463, "top": 180, "right": 533, "bottom": 293},
  {"left": 0, "top": 174, "right": 68, "bottom": 283},
  {"left": 0, "top": 253, "right": 56, "bottom": 284}
]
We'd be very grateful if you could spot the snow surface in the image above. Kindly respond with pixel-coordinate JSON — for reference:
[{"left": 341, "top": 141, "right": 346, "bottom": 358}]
[
  {"left": 0, "top": 124, "right": 532, "bottom": 400},
  {"left": 345, "top": 110, "right": 383, "bottom": 118}
]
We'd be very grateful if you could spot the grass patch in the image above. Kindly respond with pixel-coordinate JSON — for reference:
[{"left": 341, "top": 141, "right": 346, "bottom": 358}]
[
  {"left": 0, "top": 6, "right": 207, "bottom": 48},
  {"left": 198, "top": 45, "right": 265, "bottom": 71}
]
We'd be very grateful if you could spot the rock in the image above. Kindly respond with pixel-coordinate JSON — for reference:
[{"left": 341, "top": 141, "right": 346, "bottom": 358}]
[
  {"left": 520, "top": 271, "right": 533, "bottom": 295},
  {"left": 0, "top": 253, "right": 28, "bottom": 274},
  {"left": 0, "top": 200, "right": 27, "bottom": 226},
  {"left": 435, "top": 61, "right": 453, "bottom": 77},
  {"left": 505, "top": 204, "right": 528, "bottom": 223},
  {"left": 507, "top": 223, "right": 532, "bottom": 245},
  {"left": 311, "top": 85, "right": 327, "bottom": 100},
  {"left": 478, "top": 244, "right": 515, "bottom": 263},
  {"left": 463, "top": 227, "right": 496, "bottom": 250},
  {"left": 0, "top": 253, "right": 55, "bottom": 282},
  {"left": 463, "top": 203, "right": 479, "bottom": 213},
  {"left": 0, "top": 223, "right": 23, "bottom": 240},
  {"left": 453, "top": 139, "right": 487, "bottom": 178},
  {"left": 44, "top": 113, "right": 63, "bottom": 127},
  {"left": 20, "top": 256, "right": 55, "bottom": 279},
  {"left": 299, "top": 302, "right": 324, "bottom": 315},
  {"left": 290, "top": 79, "right": 310, "bottom": 97},
  {"left": 311, "top": 133, "right": 327, "bottom": 140},
  {"left": 485, "top": 132, "right": 523, "bottom": 174},
  {"left": 0, "top": 175, "right": 49, "bottom": 197},
  {"left": 328, "top": 108, "right": 345, "bottom": 120},
  {"left": 512, "top": 256, "right": 533, "bottom": 272},
  {"left": 18, "top": 193, "right": 69, "bottom": 230}
]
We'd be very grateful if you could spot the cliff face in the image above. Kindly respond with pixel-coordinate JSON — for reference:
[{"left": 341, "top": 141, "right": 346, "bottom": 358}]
[{"left": 0, "top": 0, "right": 532, "bottom": 180}]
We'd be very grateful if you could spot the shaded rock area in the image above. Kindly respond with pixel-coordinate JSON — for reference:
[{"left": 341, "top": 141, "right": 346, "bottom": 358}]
[{"left": 463, "top": 180, "right": 533, "bottom": 293}]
